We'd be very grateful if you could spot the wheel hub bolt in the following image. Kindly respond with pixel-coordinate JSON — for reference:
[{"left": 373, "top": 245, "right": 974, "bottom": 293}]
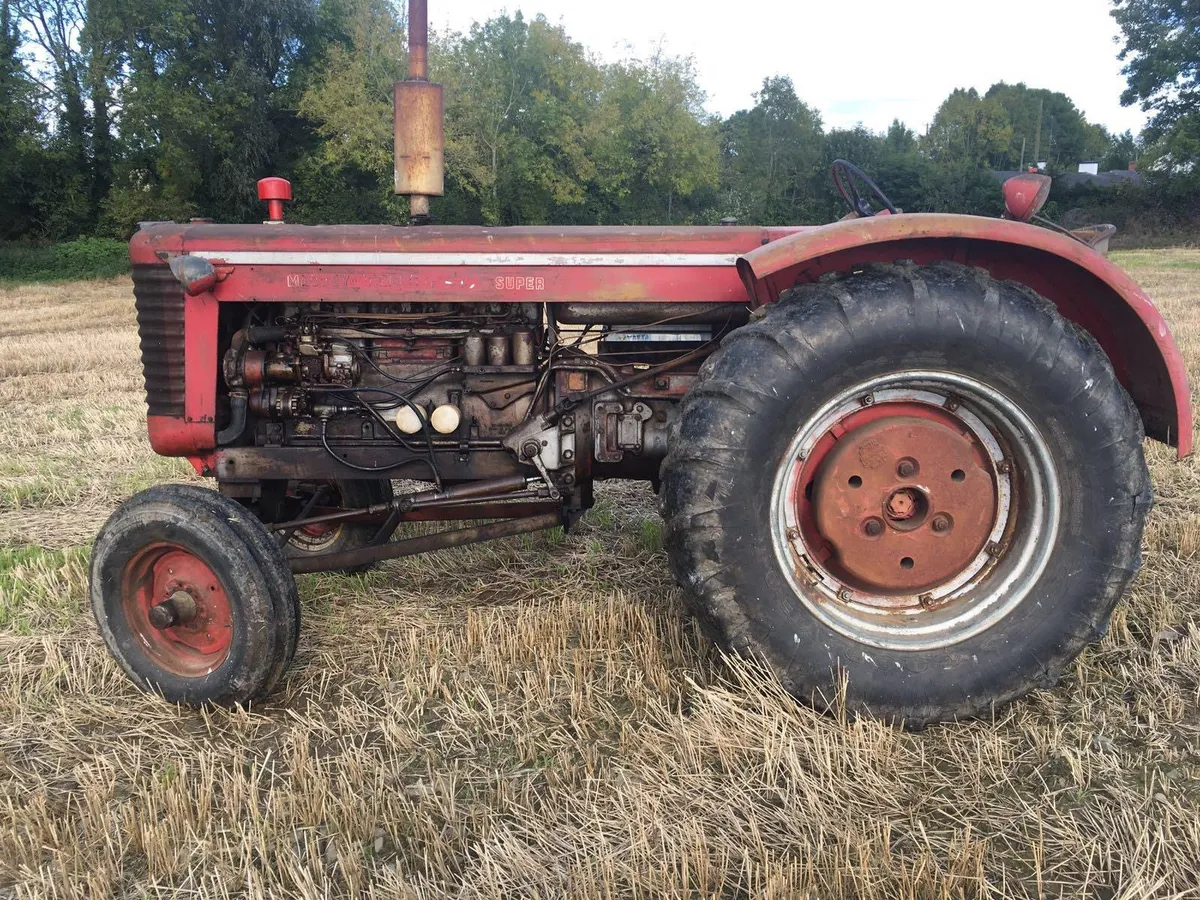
[
  {"left": 931, "top": 514, "right": 952, "bottom": 533},
  {"left": 148, "top": 591, "right": 198, "bottom": 630},
  {"left": 896, "top": 459, "right": 917, "bottom": 478},
  {"left": 862, "top": 517, "right": 884, "bottom": 537}
]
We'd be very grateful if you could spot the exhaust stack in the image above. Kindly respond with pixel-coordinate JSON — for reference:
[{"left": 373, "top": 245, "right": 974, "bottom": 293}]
[{"left": 394, "top": 0, "right": 444, "bottom": 222}]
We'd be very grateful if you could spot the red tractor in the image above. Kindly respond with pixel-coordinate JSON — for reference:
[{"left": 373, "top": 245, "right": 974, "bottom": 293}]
[{"left": 91, "top": 0, "right": 1192, "bottom": 725}]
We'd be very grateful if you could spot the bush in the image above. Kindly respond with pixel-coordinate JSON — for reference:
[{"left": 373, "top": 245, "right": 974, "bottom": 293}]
[{"left": 0, "top": 238, "right": 130, "bottom": 283}]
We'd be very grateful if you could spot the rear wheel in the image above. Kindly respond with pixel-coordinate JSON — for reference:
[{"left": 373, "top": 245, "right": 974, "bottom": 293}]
[
  {"left": 661, "top": 262, "right": 1151, "bottom": 726},
  {"left": 260, "top": 479, "right": 393, "bottom": 574}
]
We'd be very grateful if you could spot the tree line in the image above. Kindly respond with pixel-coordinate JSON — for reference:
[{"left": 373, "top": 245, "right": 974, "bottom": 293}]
[{"left": 1, "top": 0, "right": 1196, "bottom": 243}]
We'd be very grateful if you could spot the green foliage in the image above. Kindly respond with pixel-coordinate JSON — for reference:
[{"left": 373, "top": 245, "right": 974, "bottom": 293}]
[
  {"left": 0, "top": 237, "right": 128, "bottom": 282},
  {"left": 1113, "top": 0, "right": 1199, "bottom": 133},
  {"left": 1111, "top": 0, "right": 1200, "bottom": 201},
  {"left": 0, "top": 0, "right": 45, "bottom": 239},
  {"left": 1102, "top": 130, "right": 1140, "bottom": 171},
  {"left": 720, "top": 76, "right": 825, "bottom": 224},
  {"left": 0, "top": 0, "right": 1196, "bottom": 244},
  {"left": 587, "top": 53, "right": 719, "bottom": 224},
  {"left": 923, "top": 88, "right": 1013, "bottom": 168},
  {"left": 985, "top": 83, "right": 1110, "bottom": 170}
]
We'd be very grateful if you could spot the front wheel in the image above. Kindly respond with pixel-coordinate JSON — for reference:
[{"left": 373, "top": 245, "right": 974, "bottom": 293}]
[
  {"left": 661, "top": 262, "right": 1151, "bottom": 726},
  {"left": 91, "top": 484, "right": 299, "bottom": 706}
]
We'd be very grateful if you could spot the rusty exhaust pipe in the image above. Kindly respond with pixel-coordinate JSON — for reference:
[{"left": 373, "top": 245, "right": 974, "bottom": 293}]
[
  {"left": 394, "top": 0, "right": 444, "bottom": 222},
  {"left": 408, "top": 0, "right": 428, "bottom": 79}
]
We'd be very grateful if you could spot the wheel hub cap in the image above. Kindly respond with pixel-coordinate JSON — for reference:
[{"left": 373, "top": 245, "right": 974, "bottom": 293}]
[
  {"left": 771, "top": 372, "right": 1063, "bottom": 651},
  {"left": 122, "top": 545, "right": 233, "bottom": 677},
  {"left": 809, "top": 411, "right": 998, "bottom": 594}
]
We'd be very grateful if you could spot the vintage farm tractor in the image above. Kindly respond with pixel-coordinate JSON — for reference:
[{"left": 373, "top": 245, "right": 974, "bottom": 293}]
[{"left": 91, "top": 0, "right": 1193, "bottom": 725}]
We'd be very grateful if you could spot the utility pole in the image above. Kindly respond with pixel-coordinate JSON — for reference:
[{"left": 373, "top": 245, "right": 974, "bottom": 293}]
[
  {"left": 1033, "top": 98, "right": 1044, "bottom": 168},
  {"left": 1019, "top": 136, "right": 1026, "bottom": 170}
]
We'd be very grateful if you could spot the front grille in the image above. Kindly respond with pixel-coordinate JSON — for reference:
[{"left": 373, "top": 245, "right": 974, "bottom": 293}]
[{"left": 131, "top": 263, "right": 186, "bottom": 417}]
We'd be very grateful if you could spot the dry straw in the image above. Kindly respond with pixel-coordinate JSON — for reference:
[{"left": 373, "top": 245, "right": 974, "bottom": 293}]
[{"left": 1, "top": 258, "right": 1198, "bottom": 898}]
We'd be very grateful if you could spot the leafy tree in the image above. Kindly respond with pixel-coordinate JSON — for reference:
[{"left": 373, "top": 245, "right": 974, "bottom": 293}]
[
  {"left": 294, "top": 0, "right": 409, "bottom": 224},
  {"left": 441, "top": 13, "right": 602, "bottom": 225},
  {"left": 588, "top": 52, "right": 718, "bottom": 224},
  {"left": 923, "top": 88, "right": 1012, "bottom": 168},
  {"left": 0, "top": 0, "right": 45, "bottom": 238},
  {"left": 100, "top": 0, "right": 322, "bottom": 235},
  {"left": 720, "top": 76, "right": 824, "bottom": 224},
  {"left": 984, "top": 82, "right": 1109, "bottom": 170},
  {"left": 13, "top": 0, "right": 94, "bottom": 235},
  {"left": 885, "top": 118, "right": 917, "bottom": 154},
  {"left": 1112, "top": 0, "right": 1200, "bottom": 178},
  {"left": 1113, "top": 0, "right": 1199, "bottom": 130},
  {"left": 1102, "top": 129, "right": 1140, "bottom": 170}
]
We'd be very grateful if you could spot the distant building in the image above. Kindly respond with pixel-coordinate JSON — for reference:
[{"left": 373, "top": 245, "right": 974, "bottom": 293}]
[{"left": 1078, "top": 161, "right": 1099, "bottom": 175}]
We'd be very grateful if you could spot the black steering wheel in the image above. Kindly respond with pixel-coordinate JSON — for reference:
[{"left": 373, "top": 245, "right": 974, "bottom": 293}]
[{"left": 832, "top": 159, "right": 899, "bottom": 217}]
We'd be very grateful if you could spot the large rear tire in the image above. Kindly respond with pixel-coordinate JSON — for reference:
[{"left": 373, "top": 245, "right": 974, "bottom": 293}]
[{"left": 661, "top": 262, "right": 1151, "bottom": 726}]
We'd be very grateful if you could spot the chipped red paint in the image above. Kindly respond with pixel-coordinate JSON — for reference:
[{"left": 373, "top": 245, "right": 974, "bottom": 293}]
[
  {"left": 133, "top": 222, "right": 809, "bottom": 305},
  {"left": 738, "top": 213, "right": 1193, "bottom": 457},
  {"left": 121, "top": 544, "right": 234, "bottom": 677}
]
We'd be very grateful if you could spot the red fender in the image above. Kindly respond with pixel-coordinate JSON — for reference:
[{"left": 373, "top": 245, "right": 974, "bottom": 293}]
[{"left": 737, "top": 213, "right": 1193, "bottom": 457}]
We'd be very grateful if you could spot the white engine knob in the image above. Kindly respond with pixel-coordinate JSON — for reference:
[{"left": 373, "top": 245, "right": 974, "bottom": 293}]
[
  {"left": 395, "top": 405, "right": 426, "bottom": 434},
  {"left": 430, "top": 404, "right": 462, "bottom": 434}
]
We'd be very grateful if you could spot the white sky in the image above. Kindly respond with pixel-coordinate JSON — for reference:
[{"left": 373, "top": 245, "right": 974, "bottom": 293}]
[{"left": 434, "top": 0, "right": 1147, "bottom": 136}]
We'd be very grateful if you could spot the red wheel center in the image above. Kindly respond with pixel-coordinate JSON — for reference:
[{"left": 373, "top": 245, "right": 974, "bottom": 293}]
[
  {"left": 122, "top": 545, "right": 233, "bottom": 677},
  {"left": 885, "top": 488, "right": 920, "bottom": 521},
  {"left": 795, "top": 404, "right": 1000, "bottom": 595}
]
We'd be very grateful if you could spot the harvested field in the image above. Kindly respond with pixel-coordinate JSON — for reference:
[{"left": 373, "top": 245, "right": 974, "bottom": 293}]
[{"left": 1, "top": 254, "right": 1198, "bottom": 898}]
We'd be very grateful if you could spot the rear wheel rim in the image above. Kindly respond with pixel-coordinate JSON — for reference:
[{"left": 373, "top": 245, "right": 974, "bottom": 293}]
[
  {"left": 121, "top": 543, "right": 234, "bottom": 677},
  {"left": 770, "top": 370, "right": 1060, "bottom": 651},
  {"left": 285, "top": 483, "right": 345, "bottom": 553}
]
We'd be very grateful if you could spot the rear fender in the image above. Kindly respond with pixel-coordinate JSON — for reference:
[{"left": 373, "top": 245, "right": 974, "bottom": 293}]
[{"left": 738, "top": 213, "right": 1193, "bottom": 457}]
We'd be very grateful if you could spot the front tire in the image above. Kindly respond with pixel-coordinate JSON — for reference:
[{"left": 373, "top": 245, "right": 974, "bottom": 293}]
[
  {"left": 661, "top": 262, "right": 1151, "bottom": 726},
  {"left": 91, "top": 485, "right": 295, "bottom": 706}
]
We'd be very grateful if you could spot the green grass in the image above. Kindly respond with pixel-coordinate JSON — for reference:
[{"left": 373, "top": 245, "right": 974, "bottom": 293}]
[
  {"left": 0, "top": 545, "right": 88, "bottom": 634},
  {"left": 0, "top": 238, "right": 129, "bottom": 284}
]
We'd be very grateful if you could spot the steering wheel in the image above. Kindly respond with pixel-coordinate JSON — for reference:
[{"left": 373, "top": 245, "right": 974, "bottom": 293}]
[{"left": 832, "top": 159, "right": 899, "bottom": 217}]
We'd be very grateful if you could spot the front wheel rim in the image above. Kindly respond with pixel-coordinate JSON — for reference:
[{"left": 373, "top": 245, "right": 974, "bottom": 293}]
[
  {"left": 770, "top": 370, "right": 1061, "bottom": 651},
  {"left": 121, "top": 543, "right": 234, "bottom": 676}
]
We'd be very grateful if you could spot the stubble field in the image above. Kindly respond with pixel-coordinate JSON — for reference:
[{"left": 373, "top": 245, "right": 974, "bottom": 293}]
[{"left": 0, "top": 252, "right": 1198, "bottom": 899}]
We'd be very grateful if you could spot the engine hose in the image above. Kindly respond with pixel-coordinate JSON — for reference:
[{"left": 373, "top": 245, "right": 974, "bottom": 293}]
[{"left": 216, "top": 392, "right": 248, "bottom": 445}]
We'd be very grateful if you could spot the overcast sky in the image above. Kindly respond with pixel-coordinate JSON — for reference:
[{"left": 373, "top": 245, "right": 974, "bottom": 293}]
[{"left": 433, "top": 0, "right": 1146, "bottom": 136}]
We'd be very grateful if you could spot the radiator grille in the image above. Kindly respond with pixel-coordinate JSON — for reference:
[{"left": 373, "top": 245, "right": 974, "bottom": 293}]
[{"left": 131, "top": 264, "right": 186, "bottom": 417}]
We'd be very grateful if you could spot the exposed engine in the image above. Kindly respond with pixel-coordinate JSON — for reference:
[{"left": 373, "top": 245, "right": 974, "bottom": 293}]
[{"left": 217, "top": 300, "right": 740, "bottom": 520}]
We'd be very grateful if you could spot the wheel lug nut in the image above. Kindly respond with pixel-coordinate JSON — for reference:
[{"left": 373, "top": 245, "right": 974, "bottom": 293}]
[
  {"left": 931, "top": 514, "right": 952, "bottom": 533},
  {"left": 896, "top": 459, "right": 917, "bottom": 478},
  {"left": 862, "top": 517, "right": 884, "bottom": 537}
]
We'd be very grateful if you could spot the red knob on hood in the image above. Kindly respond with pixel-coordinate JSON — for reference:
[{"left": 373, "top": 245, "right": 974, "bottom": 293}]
[{"left": 257, "top": 177, "right": 292, "bottom": 222}]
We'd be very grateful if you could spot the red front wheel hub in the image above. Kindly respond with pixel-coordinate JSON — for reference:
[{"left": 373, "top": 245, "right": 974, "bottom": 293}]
[{"left": 121, "top": 545, "right": 233, "bottom": 677}]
